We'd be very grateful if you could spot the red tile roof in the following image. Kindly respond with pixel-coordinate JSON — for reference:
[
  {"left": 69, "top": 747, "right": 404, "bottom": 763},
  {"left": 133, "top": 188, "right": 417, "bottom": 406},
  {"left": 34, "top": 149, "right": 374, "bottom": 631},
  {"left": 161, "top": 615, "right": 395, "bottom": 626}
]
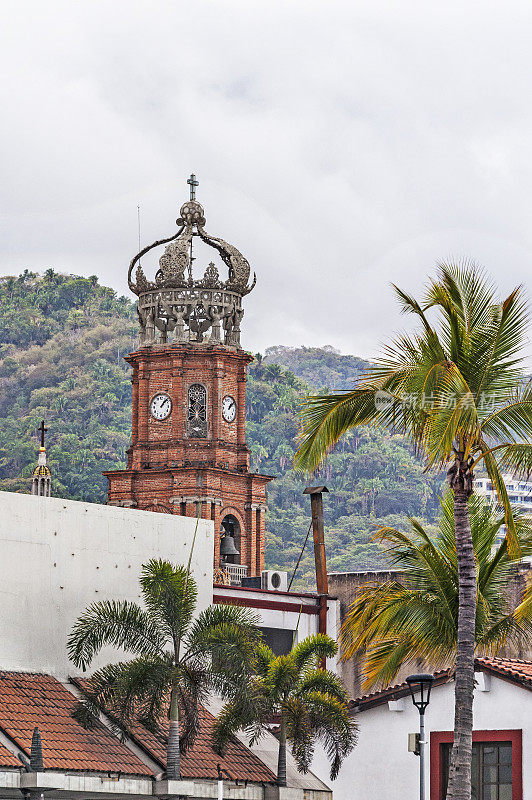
[
  {"left": 350, "top": 669, "right": 452, "bottom": 712},
  {"left": 0, "top": 671, "right": 275, "bottom": 783},
  {"left": 0, "top": 742, "right": 21, "bottom": 768},
  {"left": 71, "top": 677, "right": 275, "bottom": 784},
  {"left": 475, "top": 657, "right": 532, "bottom": 689},
  {"left": 351, "top": 658, "right": 532, "bottom": 712},
  {"left": 0, "top": 672, "right": 152, "bottom": 775}
]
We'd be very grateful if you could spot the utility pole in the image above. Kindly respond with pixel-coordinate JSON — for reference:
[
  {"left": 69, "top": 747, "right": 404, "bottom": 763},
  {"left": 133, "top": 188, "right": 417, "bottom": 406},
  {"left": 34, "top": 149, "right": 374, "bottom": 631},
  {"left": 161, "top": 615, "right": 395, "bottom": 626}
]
[
  {"left": 303, "top": 485, "right": 329, "bottom": 595},
  {"left": 303, "top": 486, "right": 329, "bottom": 667}
]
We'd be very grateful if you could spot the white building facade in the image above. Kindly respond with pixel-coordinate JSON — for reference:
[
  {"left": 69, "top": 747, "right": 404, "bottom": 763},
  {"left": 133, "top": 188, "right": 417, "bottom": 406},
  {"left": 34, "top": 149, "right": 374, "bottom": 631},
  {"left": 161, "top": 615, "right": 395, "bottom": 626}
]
[
  {"left": 310, "top": 659, "right": 531, "bottom": 800},
  {"left": 474, "top": 474, "right": 532, "bottom": 510},
  {"left": 0, "top": 490, "right": 334, "bottom": 800},
  {"left": 0, "top": 491, "right": 214, "bottom": 677}
]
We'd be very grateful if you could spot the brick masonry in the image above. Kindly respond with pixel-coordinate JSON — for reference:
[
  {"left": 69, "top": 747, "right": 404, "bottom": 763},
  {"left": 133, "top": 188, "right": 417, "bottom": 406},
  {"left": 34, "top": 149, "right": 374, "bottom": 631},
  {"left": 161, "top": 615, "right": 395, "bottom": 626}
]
[{"left": 105, "top": 343, "right": 273, "bottom": 575}]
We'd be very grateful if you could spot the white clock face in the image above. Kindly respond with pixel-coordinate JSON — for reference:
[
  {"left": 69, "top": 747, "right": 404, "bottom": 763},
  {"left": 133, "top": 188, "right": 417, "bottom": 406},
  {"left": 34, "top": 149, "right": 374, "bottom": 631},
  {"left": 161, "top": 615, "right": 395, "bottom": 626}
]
[
  {"left": 222, "top": 395, "right": 237, "bottom": 423},
  {"left": 150, "top": 393, "right": 172, "bottom": 421}
]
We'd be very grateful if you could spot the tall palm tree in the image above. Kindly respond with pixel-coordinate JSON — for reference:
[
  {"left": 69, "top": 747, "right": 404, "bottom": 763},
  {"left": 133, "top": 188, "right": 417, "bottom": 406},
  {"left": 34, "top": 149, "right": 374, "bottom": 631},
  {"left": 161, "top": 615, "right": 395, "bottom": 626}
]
[
  {"left": 213, "top": 634, "right": 357, "bottom": 786},
  {"left": 341, "top": 492, "right": 532, "bottom": 690},
  {"left": 295, "top": 263, "right": 532, "bottom": 799},
  {"left": 68, "top": 559, "right": 261, "bottom": 780}
]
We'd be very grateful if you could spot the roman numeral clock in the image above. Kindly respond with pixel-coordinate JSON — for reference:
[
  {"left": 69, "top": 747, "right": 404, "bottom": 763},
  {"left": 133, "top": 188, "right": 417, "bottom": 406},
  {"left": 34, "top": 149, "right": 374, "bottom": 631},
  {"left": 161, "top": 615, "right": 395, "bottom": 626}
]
[{"left": 104, "top": 177, "right": 271, "bottom": 577}]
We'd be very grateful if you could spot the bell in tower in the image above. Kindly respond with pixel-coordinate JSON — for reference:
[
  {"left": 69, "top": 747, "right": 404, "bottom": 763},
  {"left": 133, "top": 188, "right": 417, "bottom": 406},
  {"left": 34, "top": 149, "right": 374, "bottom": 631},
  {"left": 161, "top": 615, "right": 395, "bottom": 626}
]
[
  {"left": 219, "top": 518, "right": 241, "bottom": 562},
  {"left": 104, "top": 177, "right": 272, "bottom": 580}
]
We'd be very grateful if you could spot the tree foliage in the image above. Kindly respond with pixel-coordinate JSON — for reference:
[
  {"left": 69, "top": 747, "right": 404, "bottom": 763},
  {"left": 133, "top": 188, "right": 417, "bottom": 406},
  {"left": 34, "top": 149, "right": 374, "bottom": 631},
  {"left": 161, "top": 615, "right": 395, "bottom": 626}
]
[
  {"left": 341, "top": 492, "right": 532, "bottom": 690},
  {"left": 294, "top": 263, "right": 532, "bottom": 800},
  {"left": 68, "top": 559, "right": 261, "bottom": 780},
  {"left": 0, "top": 271, "right": 444, "bottom": 586},
  {"left": 213, "top": 634, "right": 356, "bottom": 785}
]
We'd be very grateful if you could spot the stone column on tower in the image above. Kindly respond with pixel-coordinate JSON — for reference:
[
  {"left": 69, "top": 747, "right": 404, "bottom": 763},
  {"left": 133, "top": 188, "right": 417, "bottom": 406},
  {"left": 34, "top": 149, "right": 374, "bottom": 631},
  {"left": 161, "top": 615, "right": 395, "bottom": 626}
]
[{"left": 104, "top": 176, "right": 273, "bottom": 579}]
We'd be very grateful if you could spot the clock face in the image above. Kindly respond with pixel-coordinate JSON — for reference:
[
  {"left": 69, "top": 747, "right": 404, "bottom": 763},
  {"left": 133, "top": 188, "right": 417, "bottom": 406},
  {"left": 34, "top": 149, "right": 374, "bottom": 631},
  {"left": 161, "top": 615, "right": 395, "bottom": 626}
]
[
  {"left": 222, "top": 395, "right": 237, "bottom": 423},
  {"left": 150, "top": 393, "right": 172, "bottom": 421}
]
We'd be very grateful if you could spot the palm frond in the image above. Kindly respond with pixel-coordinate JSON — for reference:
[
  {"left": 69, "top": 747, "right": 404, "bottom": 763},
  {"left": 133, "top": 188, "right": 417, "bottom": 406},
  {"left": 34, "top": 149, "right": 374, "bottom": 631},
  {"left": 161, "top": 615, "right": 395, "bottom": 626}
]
[
  {"left": 481, "top": 446, "right": 520, "bottom": 558},
  {"left": 476, "top": 583, "right": 532, "bottom": 655},
  {"left": 341, "top": 491, "right": 532, "bottom": 689},
  {"left": 302, "top": 691, "right": 357, "bottom": 780},
  {"left": 480, "top": 383, "right": 532, "bottom": 442},
  {"left": 254, "top": 643, "right": 276, "bottom": 677},
  {"left": 294, "top": 389, "right": 383, "bottom": 473},
  {"left": 74, "top": 656, "right": 170, "bottom": 734},
  {"left": 212, "top": 692, "right": 266, "bottom": 755},
  {"left": 283, "top": 696, "right": 313, "bottom": 772},
  {"left": 470, "top": 284, "right": 528, "bottom": 397},
  {"left": 297, "top": 669, "right": 349, "bottom": 704},
  {"left": 290, "top": 634, "right": 337, "bottom": 672},
  {"left": 67, "top": 600, "right": 166, "bottom": 670},
  {"left": 175, "top": 679, "right": 203, "bottom": 754},
  {"left": 265, "top": 656, "right": 298, "bottom": 702},
  {"left": 185, "top": 605, "right": 261, "bottom": 698},
  {"left": 140, "top": 559, "right": 197, "bottom": 645}
]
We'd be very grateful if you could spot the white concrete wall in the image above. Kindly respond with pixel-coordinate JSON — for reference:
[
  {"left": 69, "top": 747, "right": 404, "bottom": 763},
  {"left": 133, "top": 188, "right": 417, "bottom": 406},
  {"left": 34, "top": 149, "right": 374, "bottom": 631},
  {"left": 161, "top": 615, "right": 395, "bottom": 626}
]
[
  {"left": 0, "top": 491, "right": 213, "bottom": 678},
  {"left": 310, "top": 674, "right": 532, "bottom": 799}
]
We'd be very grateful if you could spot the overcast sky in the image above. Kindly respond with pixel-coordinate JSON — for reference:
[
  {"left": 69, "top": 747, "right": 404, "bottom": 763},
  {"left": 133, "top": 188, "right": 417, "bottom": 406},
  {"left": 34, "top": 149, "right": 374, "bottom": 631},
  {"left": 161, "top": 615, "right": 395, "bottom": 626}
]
[{"left": 2, "top": 1, "right": 532, "bottom": 359}]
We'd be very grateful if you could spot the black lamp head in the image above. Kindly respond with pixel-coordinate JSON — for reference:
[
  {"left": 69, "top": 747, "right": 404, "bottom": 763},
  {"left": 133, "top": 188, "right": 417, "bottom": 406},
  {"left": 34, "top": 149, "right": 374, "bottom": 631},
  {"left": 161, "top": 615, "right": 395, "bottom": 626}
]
[{"left": 405, "top": 673, "right": 434, "bottom": 713}]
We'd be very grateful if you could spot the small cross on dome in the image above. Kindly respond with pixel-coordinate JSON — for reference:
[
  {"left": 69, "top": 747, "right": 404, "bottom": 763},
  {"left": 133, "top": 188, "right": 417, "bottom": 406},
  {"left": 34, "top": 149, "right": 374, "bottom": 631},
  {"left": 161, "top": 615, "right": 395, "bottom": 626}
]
[
  {"left": 38, "top": 420, "right": 48, "bottom": 449},
  {"left": 187, "top": 174, "right": 199, "bottom": 200}
]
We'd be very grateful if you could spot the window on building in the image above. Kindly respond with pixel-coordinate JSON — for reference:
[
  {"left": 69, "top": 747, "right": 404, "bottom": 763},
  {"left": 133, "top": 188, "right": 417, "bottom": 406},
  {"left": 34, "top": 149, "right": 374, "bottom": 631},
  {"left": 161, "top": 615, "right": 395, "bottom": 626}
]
[
  {"left": 187, "top": 383, "right": 207, "bottom": 438},
  {"left": 440, "top": 741, "right": 513, "bottom": 800},
  {"left": 259, "top": 626, "right": 294, "bottom": 656}
]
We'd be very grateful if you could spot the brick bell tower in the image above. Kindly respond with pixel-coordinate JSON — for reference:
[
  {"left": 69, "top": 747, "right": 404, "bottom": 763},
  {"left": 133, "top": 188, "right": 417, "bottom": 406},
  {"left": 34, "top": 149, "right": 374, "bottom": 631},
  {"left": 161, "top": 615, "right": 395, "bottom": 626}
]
[{"left": 105, "top": 176, "right": 272, "bottom": 577}]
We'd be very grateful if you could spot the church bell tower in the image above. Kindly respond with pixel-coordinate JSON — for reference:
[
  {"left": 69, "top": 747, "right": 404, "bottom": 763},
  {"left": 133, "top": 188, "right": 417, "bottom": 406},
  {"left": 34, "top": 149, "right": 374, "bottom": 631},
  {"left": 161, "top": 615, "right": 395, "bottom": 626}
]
[{"left": 105, "top": 177, "right": 271, "bottom": 577}]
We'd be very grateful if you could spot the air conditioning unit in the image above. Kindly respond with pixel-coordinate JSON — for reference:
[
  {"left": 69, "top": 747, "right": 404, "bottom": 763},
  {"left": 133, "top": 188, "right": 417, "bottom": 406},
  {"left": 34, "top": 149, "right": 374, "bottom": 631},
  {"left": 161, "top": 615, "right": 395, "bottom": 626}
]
[{"left": 261, "top": 569, "right": 288, "bottom": 592}]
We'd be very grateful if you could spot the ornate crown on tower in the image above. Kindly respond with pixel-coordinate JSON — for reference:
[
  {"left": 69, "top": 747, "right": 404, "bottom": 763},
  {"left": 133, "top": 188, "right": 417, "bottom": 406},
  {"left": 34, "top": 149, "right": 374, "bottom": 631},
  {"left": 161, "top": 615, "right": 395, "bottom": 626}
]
[{"left": 128, "top": 176, "right": 256, "bottom": 349}]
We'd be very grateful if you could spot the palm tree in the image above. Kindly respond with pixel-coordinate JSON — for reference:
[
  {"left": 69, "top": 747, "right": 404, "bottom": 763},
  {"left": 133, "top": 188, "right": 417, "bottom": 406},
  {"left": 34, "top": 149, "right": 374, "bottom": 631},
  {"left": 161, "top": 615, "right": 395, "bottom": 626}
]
[
  {"left": 295, "top": 263, "right": 532, "bottom": 799},
  {"left": 213, "top": 634, "right": 357, "bottom": 787},
  {"left": 341, "top": 492, "right": 532, "bottom": 690},
  {"left": 68, "top": 559, "right": 261, "bottom": 780}
]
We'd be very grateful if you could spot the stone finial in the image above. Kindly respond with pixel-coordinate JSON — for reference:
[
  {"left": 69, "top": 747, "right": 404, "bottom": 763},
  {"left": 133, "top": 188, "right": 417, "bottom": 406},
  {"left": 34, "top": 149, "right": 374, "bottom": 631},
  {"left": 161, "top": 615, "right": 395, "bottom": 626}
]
[{"left": 30, "top": 727, "right": 43, "bottom": 772}]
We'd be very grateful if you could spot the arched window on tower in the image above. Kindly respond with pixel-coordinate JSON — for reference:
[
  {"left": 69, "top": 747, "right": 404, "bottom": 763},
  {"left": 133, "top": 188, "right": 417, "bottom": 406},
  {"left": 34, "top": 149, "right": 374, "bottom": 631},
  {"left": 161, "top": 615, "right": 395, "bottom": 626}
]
[
  {"left": 187, "top": 383, "right": 208, "bottom": 438},
  {"left": 220, "top": 514, "right": 241, "bottom": 564}
]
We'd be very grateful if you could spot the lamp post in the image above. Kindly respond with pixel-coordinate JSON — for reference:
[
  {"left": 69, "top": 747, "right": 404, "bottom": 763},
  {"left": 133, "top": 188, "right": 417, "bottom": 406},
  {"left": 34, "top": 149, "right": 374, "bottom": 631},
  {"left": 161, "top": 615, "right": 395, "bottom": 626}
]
[
  {"left": 216, "top": 763, "right": 223, "bottom": 800},
  {"left": 406, "top": 673, "right": 434, "bottom": 800}
]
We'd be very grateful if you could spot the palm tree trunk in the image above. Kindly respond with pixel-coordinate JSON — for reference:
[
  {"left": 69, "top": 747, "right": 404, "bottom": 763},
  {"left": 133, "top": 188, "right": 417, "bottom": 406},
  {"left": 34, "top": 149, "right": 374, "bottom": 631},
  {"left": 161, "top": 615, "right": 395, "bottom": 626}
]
[
  {"left": 446, "top": 487, "right": 476, "bottom": 800},
  {"left": 277, "top": 717, "right": 287, "bottom": 787},
  {"left": 166, "top": 687, "right": 181, "bottom": 781}
]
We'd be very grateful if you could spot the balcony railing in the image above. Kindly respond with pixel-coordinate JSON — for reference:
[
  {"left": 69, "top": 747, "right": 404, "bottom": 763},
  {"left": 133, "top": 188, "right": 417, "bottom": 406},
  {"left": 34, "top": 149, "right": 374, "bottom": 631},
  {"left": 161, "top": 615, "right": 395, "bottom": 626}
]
[{"left": 225, "top": 563, "right": 249, "bottom": 586}]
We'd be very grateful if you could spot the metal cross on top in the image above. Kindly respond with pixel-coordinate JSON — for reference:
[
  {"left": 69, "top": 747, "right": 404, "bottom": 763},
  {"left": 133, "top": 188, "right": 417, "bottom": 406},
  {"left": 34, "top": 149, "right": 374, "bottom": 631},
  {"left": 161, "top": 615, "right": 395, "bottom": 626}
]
[
  {"left": 38, "top": 420, "right": 48, "bottom": 448},
  {"left": 187, "top": 173, "right": 199, "bottom": 200}
]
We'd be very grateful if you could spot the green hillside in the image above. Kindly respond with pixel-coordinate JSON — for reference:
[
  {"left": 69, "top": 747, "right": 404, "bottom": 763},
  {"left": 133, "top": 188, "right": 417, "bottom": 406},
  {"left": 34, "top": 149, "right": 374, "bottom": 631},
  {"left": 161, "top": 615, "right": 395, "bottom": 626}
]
[
  {"left": 263, "top": 345, "right": 369, "bottom": 390},
  {"left": 0, "top": 271, "right": 445, "bottom": 588}
]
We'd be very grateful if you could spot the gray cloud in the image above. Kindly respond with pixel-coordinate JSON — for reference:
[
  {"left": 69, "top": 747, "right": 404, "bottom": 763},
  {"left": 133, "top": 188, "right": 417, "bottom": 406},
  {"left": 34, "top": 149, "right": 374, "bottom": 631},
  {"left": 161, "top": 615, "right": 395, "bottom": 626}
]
[{"left": 2, "top": 0, "right": 532, "bottom": 359}]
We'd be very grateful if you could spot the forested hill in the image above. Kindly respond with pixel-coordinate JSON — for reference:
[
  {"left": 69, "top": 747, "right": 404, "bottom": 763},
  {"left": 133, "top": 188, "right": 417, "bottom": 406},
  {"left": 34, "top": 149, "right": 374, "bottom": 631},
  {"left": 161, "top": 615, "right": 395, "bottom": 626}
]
[
  {"left": 0, "top": 271, "right": 445, "bottom": 588},
  {"left": 263, "top": 345, "right": 370, "bottom": 390}
]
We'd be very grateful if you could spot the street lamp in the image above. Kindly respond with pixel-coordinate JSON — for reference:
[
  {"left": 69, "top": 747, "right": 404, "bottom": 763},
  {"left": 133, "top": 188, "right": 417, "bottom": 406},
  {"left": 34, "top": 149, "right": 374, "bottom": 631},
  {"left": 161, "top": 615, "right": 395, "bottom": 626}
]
[{"left": 406, "top": 673, "right": 434, "bottom": 800}]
